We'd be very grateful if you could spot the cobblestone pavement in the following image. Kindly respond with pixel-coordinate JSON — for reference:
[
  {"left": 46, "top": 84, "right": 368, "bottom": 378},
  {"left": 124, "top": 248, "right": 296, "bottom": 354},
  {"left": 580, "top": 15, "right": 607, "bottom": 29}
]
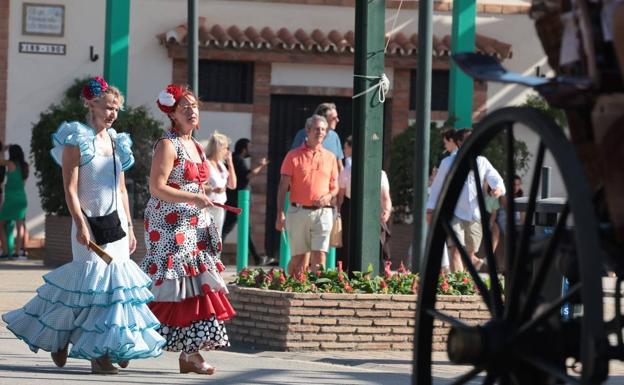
[{"left": 1, "top": 260, "right": 624, "bottom": 384}]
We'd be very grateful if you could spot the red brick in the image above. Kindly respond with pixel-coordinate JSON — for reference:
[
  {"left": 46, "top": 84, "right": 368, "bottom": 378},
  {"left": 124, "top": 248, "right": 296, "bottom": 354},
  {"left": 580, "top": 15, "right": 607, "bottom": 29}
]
[
  {"left": 320, "top": 309, "right": 355, "bottom": 317},
  {"left": 339, "top": 301, "right": 375, "bottom": 309},
  {"left": 287, "top": 308, "right": 321, "bottom": 316},
  {"left": 355, "top": 342, "right": 392, "bottom": 350},
  {"left": 373, "top": 335, "right": 408, "bottom": 342},
  {"left": 356, "top": 327, "right": 392, "bottom": 334},
  {"left": 302, "top": 334, "right": 337, "bottom": 342},
  {"left": 289, "top": 325, "right": 320, "bottom": 333},
  {"left": 285, "top": 342, "right": 320, "bottom": 349},
  {"left": 338, "top": 334, "right": 373, "bottom": 342},
  {"left": 391, "top": 310, "right": 415, "bottom": 318},
  {"left": 391, "top": 343, "right": 414, "bottom": 350},
  {"left": 320, "top": 326, "right": 356, "bottom": 333},
  {"left": 374, "top": 302, "right": 410, "bottom": 310},
  {"left": 373, "top": 319, "right": 409, "bottom": 326},
  {"left": 392, "top": 327, "right": 415, "bottom": 334},
  {"left": 320, "top": 342, "right": 357, "bottom": 349},
  {"left": 337, "top": 318, "right": 373, "bottom": 326},
  {"left": 302, "top": 318, "right": 337, "bottom": 325},
  {"left": 303, "top": 300, "right": 339, "bottom": 308},
  {"left": 356, "top": 310, "right": 390, "bottom": 317}
]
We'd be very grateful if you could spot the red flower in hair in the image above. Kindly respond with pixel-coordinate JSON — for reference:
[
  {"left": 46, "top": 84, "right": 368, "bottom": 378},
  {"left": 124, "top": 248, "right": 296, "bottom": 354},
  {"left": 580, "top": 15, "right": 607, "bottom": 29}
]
[
  {"left": 157, "top": 84, "right": 186, "bottom": 113},
  {"left": 82, "top": 76, "right": 108, "bottom": 100}
]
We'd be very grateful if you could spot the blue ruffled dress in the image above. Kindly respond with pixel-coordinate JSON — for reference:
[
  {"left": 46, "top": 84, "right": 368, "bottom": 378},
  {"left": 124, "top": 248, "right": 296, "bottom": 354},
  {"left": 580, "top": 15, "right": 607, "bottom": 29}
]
[{"left": 1, "top": 121, "right": 165, "bottom": 362}]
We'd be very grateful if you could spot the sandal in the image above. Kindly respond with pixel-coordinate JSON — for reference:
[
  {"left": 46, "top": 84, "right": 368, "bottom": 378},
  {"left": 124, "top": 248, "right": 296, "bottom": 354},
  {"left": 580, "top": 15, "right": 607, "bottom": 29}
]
[{"left": 179, "top": 352, "right": 215, "bottom": 375}]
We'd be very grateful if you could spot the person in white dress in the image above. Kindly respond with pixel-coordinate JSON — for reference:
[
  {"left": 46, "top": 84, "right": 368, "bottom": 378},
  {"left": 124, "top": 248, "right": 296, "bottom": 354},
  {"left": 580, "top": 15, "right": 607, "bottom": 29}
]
[
  {"left": 205, "top": 132, "right": 236, "bottom": 236},
  {"left": 2, "top": 77, "right": 164, "bottom": 374}
]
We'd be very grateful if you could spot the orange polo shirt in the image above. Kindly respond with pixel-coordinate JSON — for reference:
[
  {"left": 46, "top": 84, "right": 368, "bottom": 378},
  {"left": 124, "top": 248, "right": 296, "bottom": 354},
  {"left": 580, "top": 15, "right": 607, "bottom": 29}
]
[{"left": 280, "top": 143, "right": 338, "bottom": 206}]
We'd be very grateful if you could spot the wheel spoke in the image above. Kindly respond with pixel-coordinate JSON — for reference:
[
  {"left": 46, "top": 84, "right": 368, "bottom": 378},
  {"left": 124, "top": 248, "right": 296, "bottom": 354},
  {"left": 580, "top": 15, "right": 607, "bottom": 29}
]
[
  {"left": 516, "top": 352, "right": 581, "bottom": 385},
  {"left": 519, "top": 204, "right": 569, "bottom": 322},
  {"left": 516, "top": 282, "right": 581, "bottom": 338},
  {"left": 442, "top": 221, "right": 492, "bottom": 313},
  {"left": 426, "top": 309, "right": 470, "bottom": 330},
  {"left": 504, "top": 124, "right": 516, "bottom": 296},
  {"left": 448, "top": 366, "right": 483, "bottom": 385},
  {"left": 505, "top": 142, "right": 545, "bottom": 320},
  {"left": 471, "top": 157, "right": 503, "bottom": 318}
]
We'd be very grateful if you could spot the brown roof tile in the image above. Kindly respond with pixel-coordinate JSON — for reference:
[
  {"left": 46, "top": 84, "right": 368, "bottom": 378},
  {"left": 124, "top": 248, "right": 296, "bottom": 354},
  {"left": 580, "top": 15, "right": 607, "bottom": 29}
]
[{"left": 157, "top": 22, "right": 513, "bottom": 60}]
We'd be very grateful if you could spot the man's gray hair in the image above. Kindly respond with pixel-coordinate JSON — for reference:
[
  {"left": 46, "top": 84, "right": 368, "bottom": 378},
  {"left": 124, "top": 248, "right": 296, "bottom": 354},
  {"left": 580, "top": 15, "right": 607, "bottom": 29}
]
[
  {"left": 305, "top": 114, "right": 328, "bottom": 130},
  {"left": 313, "top": 103, "right": 337, "bottom": 118}
]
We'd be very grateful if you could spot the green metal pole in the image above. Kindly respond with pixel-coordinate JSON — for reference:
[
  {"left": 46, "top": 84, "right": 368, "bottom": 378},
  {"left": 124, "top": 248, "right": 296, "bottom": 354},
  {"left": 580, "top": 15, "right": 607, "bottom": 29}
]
[
  {"left": 104, "top": 0, "right": 130, "bottom": 96},
  {"left": 279, "top": 192, "right": 290, "bottom": 270},
  {"left": 412, "top": 0, "right": 433, "bottom": 275},
  {"left": 448, "top": 0, "right": 476, "bottom": 128},
  {"left": 236, "top": 190, "right": 250, "bottom": 272},
  {"left": 351, "top": 0, "right": 385, "bottom": 274},
  {"left": 327, "top": 247, "right": 336, "bottom": 270},
  {"left": 187, "top": 0, "right": 198, "bottom": 93}
]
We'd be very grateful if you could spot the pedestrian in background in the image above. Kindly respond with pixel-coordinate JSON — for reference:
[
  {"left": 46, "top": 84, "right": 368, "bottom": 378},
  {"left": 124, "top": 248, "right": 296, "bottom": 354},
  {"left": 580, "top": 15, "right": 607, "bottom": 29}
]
[
  {"left": 205, "top": 131, "right": 236, "bottom": 237},
  {"left": 0, "top": 144, "right": 28, "bottom": 259},
  {"left": 276, "top": 115, "right": 338, "bottom": 276},
  {"left": 222, "top": 138, "right": 275, "bottom": 266}
]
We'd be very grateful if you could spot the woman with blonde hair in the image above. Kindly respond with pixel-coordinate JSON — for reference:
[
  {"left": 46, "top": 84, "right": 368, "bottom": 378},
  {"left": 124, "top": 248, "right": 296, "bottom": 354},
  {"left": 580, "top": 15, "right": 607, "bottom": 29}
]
[
  {"left": 205, "top": 131, "right": 236, "bottom": 236},
  {"left": 2, "top": 77, "right": 164, "bottom": 374}
]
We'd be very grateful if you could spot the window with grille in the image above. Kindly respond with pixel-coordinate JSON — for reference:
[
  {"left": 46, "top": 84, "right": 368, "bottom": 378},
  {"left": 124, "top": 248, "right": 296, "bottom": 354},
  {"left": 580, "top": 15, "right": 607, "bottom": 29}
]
[
  {"left": 198, "top": 60, "right": 254, "bottom": 103},
  {"left": 409, "top": 69, "right": 450, "bottom": 111}
]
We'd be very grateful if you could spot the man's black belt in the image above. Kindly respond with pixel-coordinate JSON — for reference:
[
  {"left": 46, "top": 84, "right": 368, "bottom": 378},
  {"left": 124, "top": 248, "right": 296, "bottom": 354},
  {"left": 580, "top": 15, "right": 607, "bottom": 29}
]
[{"left": 291, "top": 203, "right": 332, "bottom": 210}]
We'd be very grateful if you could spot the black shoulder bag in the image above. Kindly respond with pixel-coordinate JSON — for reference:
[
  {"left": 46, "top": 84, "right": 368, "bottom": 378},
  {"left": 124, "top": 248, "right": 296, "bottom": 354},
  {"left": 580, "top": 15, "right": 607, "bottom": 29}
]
[{"left": 81, "top": 136, "right": 126, "bottom": 245}]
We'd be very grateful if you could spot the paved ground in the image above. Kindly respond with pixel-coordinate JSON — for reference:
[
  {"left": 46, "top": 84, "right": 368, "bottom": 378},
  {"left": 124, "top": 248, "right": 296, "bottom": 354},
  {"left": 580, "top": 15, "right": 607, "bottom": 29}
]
[{"left": 2, "top": 259, "right": 624, "bottom": 384}]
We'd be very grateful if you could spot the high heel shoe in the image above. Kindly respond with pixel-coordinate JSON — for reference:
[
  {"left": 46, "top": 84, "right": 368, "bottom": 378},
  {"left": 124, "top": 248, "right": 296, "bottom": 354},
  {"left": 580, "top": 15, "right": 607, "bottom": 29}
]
[
  {"left": 91, "top": 355, "right": 119, "bottom": 374},
  {"left": 118, "top": 360, "right": 129, "bottom": 368},
  {"left": 179, "top": 352, "right": 215, "bottom": 375},
  {"left": 51, "top": 344, "right": 68, "bottom": 368}
]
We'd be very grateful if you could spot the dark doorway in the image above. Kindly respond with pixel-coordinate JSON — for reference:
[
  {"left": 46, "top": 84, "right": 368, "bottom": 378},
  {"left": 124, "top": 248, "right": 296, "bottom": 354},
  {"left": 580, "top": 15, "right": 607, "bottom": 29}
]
[{"left": 264, "top": 95, "right": 353, "bottom": 259}]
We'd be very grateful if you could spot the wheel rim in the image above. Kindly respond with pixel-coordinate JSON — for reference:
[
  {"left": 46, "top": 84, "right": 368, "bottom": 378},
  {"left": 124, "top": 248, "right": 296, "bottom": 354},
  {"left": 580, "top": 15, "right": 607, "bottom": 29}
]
[{"left": 414, "top": 107, "right": 607, "bottom": 385}]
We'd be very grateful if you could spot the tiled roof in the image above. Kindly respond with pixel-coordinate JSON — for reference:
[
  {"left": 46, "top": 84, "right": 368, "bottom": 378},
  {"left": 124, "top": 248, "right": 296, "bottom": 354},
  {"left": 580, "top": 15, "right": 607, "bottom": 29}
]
[{"left": 157, "top": 22, "right": 513, "bottom": 60}]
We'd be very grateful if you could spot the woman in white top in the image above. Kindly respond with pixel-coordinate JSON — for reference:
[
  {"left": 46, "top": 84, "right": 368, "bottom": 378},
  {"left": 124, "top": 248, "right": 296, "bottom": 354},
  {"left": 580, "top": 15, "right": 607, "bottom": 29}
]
[{"left": 205, "top": 132, "right": 236, "bottom": 236}]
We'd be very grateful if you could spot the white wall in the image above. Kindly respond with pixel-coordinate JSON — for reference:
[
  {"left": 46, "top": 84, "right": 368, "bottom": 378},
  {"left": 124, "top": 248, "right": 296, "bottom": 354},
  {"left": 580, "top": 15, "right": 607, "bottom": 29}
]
[{"left": 7, "top": 0, "right": 105, "bottom": 237}]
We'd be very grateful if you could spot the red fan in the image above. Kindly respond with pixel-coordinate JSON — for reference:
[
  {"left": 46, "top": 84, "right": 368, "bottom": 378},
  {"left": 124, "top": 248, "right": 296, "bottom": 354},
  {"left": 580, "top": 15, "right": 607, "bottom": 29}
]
[{"left": 213, "top": 202, "right": 242, "bottom": 215}]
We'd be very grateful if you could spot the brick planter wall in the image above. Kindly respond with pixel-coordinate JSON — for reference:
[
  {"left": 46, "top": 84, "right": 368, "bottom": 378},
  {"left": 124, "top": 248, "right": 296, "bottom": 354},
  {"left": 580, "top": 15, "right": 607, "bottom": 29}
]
[{"left": 226, "top": 286, "right": 488, "bottom": 351}]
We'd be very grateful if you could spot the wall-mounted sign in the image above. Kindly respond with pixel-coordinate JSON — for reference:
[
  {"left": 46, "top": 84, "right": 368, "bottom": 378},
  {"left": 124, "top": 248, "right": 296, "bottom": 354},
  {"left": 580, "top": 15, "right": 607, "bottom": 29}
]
[
  {"left": 19, "top": 42, "right": 66, "bottom": 55},
  {"left": 22, "top": 3, "right": 65, "bottom": 37}
]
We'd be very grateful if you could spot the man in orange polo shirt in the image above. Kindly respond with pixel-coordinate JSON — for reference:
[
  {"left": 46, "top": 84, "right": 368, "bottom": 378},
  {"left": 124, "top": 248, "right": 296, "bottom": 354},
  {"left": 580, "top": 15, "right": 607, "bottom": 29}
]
[{"left": 276, "top": 114, "right": 339, "bottom": 276}]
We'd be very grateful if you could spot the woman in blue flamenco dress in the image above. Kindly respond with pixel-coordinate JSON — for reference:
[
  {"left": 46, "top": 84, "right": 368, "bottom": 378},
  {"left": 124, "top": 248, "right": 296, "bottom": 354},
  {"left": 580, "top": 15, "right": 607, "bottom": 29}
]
[{"left": 1, "top": 77, "right": 165, "bottom": 374}]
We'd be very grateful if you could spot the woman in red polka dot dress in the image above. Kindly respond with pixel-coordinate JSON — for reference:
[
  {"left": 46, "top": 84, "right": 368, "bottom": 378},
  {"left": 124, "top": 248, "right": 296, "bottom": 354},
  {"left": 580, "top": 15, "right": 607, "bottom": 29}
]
[{"left": 141, "top": 84, "right": 235, "bottom": 375}]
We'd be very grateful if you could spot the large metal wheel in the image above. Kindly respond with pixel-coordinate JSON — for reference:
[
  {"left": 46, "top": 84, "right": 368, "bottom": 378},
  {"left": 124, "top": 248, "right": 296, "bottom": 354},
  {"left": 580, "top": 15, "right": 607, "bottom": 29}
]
[{"left": 414, "top": 107, "right": 608, "bottom": 384}]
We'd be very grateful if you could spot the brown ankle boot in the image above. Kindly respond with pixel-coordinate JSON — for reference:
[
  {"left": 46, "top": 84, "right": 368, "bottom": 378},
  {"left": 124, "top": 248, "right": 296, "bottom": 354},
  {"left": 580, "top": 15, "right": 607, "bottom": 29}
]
[
  {"left": 178, "top": 352, "right": 215, "bottom": 375},
  {"left": 91, "top": 355, "right": 119, "bottom": 374}
]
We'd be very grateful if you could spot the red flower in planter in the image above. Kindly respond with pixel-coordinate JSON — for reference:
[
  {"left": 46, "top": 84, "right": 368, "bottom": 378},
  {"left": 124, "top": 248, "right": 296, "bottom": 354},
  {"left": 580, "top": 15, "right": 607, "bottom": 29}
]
[
  {"left": 463, "top": 277, "right": 470, "bottom": 284},
  {"left": 298, "top": 272, "right": 307, "bottom": 283},
  {"left": 338, "top": 274, "right": 344, "bottom": 282},
  {"left": 411, "top": 276, "right": 419, "bottom": 293},
  {"left": 441, "top": 278, "right": 450, "bottom": 293},
  {"left": 240, "top": 268, "right": 250, "bottom": 279},
  {"left": 380, "top": 279, "right": 388, "bottom": 289},
  {"left": 344, "top": 282, "right": 353, "bottom": 292},
  {"left": 316, "top": 270, "right": 322, "bottom": 278},
  {"left": 278, "top": 273, "right": 286, "bottom": 284},
  {"left": 398, "top": 261, "right": 408, "bottom": 274},
  {"left": 384, "top": 260, "right": 393, "bottom": 280}
]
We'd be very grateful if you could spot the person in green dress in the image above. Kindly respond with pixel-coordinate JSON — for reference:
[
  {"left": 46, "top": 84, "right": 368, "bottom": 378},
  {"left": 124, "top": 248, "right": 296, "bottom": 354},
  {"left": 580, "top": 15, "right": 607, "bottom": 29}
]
[{"left": 0, "top": 144, "right": 29, "bottom": 258}]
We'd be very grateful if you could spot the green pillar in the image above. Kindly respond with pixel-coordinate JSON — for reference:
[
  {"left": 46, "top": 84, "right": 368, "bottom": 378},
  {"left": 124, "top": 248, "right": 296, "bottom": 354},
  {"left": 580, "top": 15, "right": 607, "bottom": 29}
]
[
  {"left": 187, "top": 0, "right": 198, "bottom": 93},
  {"left": 236, "top": 190, "right": 250, "bottom": 272},
  {"left": 104, "top": 0, "right": 130, "bottom": 96},
  {"left": 350, "top": 0, "right": 385, "bottom": 273},
  {"left": 279, "top": 192, "right": 290, "bottom": 270},
  {"left": 412, "top": 0, "right": 433, "bottom": 273},
  {"left": 327, "top": 247, "right": 336, "bottom": 270},
  {"left": 448, "top": 0, "right": 476, "bottom": 128}
]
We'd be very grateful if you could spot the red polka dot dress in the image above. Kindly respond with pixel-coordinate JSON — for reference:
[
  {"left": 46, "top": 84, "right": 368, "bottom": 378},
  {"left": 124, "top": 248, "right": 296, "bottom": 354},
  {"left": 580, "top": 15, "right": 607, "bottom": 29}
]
[{"left": 141, "top": 131, "right": 235, "bottom": 353}]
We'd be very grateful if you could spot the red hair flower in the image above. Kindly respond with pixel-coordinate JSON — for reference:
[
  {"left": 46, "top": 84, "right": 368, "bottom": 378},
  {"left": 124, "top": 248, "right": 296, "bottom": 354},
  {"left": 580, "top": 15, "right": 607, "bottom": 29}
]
[
  {"left": 157, "top": 84, "right": 186, "bottom": 113},
  {"left": 82, "top": 76, "right": 108, "bottom": 100}
]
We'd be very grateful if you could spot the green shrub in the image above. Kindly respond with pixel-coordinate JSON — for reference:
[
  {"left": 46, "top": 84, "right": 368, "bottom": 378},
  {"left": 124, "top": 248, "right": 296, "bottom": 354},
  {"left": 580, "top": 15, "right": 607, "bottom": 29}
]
[{"left": 30, "top": 77, "right": 163, "bottom": 217}]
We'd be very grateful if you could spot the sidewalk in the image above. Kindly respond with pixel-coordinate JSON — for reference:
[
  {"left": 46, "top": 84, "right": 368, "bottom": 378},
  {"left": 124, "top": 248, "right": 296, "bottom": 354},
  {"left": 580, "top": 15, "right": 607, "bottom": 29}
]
[{"left": 2, "top": 259, "right": 624, "bottom": 384}]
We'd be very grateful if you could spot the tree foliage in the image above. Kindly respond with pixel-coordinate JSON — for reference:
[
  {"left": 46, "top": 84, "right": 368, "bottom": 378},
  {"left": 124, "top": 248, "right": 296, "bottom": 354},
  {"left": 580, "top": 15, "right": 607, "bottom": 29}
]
[{"left": 31, "top": 77, "right": 163, "bottom": 217}]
